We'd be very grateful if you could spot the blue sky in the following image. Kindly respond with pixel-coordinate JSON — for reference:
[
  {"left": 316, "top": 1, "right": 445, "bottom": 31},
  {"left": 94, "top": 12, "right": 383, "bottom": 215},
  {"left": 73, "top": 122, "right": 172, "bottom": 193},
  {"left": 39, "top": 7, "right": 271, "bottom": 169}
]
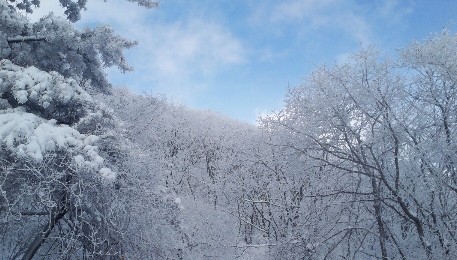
[{"left": 31, "top": 0, "right": 457, "bottom": 123}]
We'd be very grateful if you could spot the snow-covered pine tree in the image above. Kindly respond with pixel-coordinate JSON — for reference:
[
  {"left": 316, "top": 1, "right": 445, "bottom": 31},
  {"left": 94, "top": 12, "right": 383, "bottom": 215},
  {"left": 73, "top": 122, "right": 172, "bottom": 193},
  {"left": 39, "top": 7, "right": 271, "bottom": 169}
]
[{"left": 0, "top": 1, "right": 158, "bottom": 258}]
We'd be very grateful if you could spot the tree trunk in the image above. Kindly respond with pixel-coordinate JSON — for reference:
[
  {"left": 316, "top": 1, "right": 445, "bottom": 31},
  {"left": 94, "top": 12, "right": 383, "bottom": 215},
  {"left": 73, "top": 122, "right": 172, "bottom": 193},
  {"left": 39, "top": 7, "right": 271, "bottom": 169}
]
[
  {"left": 371, "top": 177, "right": 388, "bottom": 260},
  {"left": 21, "top": 207, "right": 68, "bottom": 260}
]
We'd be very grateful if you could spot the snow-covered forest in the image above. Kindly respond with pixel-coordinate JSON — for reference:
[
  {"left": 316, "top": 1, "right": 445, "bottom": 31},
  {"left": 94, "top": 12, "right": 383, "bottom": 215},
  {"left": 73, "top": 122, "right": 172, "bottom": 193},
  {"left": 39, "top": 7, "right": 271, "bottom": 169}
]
[{"left": 2, "top": 1, "right": 457, "bottom": 259}]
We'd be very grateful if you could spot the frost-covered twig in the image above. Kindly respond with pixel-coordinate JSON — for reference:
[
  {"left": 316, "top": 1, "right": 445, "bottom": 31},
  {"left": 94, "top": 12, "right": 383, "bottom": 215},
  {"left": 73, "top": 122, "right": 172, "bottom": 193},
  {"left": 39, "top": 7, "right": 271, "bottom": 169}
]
[{"left": 241, "top": 198, "right": 282, "bottom": 207}]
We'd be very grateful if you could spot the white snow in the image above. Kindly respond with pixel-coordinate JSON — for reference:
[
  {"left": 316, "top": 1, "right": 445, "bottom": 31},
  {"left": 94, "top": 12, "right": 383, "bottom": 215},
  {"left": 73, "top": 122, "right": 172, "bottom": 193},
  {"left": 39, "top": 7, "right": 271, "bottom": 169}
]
[
  {"left": 0, "top": 108, "right": 109, "bottom": 173},
  {"left": 99, "top": 167, "right": 117, "bottom": 180},
  {"left": 0, "top": 59, "right": 114, "bottom": 176},
  {"left": 0, "top": 59, "right": 92, "bottom": 110}
]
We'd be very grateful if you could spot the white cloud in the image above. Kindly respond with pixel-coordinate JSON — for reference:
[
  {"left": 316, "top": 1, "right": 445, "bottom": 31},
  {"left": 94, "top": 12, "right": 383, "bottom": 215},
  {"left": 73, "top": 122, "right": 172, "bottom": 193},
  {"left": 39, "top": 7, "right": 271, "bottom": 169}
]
[
  {"left": 131, "top": 19, "right": 246, "bottom": 104},
  {"left": 260, "top": 0, "right": 374, "bottom": 45},
  {"left": 265, "top": 0, "right": 413, "bottom": 46},
  {"left": 271, "top": 0, "right": 339, "bottom": 24},
  {"left": 78, "top": 1, "right": 246, "bottom": 75},
  {"left": 379, "top": 0, "right": 400, "bottom": 16},
  {"left": 377, "top": 0, "right": 413, "bottom": 26},
  {"left": 23, "top": 0, "right": 247, "bottom": 105},
  {"left": 145, "top": 20, "right": 245, "bottom": 76}
]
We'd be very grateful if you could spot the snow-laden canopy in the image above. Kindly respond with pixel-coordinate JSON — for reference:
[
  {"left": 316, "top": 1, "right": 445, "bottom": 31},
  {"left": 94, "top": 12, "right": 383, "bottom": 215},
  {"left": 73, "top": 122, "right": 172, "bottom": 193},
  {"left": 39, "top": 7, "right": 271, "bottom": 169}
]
[
  {"left": 0, "top": 107, "right": 111, "bottom": 175},
  {"left": 0, "top": 59, "right": 90, "bottom": 105}
]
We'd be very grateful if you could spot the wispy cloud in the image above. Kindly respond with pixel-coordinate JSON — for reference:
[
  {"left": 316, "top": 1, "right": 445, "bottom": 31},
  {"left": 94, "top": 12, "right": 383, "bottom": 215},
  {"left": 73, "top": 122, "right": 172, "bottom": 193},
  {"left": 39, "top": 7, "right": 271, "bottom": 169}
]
[
  {"left": 377, "top": 0, "right": 413, "bottom": 22},
  {"left": 144, "top": 19, "right": 246, "bottom": 76},
  {"left": 266, "top": 0, "right": 373, "bottom": 45},
  {"left": 83, "top": 1, "right": 246, "bottom": 71},
  {"left": 270, "top": 0, "right": 339, "bottom": 25},
  {"left": 122, "top": 18, "right": 247, "bottom": 104},
  {"left": 25, "top": 0, "right": 247, "bottom": 105}
]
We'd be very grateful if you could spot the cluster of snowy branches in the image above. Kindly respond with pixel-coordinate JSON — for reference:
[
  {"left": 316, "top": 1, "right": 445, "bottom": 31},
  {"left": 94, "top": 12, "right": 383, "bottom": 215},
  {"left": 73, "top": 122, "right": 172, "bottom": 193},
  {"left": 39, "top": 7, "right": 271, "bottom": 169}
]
[{"left": 257, "top": 32, "right": 457, "bottom": 259}]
